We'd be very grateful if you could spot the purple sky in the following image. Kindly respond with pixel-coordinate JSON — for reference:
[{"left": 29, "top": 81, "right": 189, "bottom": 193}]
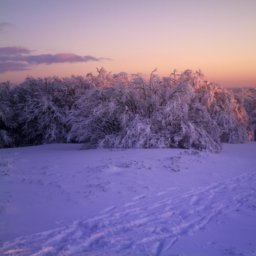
[{"left": 0, "top": 0, "right": 256, "bottom": 86}]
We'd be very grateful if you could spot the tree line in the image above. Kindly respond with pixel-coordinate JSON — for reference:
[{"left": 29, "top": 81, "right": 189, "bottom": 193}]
[{"left": 0, "top": 69, "right": 255, "bottom": 152}]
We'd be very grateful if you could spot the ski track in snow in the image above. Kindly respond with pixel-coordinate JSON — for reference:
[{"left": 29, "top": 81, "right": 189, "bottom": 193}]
[{"left": 1, "top": 169, "right": 256, "bottom": 256}]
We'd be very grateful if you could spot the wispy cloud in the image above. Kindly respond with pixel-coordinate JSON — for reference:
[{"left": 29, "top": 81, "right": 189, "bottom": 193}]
[
  {"left": 0, "top": 47, "right": 110, "bottom": 73},
  {"left": 0, "top": 62, "right": 29, "bottom": 73},
  {"left": 19, "top": 53, "right": 103, "bottom": 64},
  {"left": 0, "top": 22, "right": 13, "bottom": 32},
  {"left": 0, "top": 47, "right": 31, "bottom": 55}
]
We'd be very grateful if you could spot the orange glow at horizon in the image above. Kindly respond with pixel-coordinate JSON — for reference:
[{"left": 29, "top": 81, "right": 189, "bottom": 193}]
[
  {"left": 1, "top": 61, "right": 255, "bottom": 88},
  {"left": 0, "top": 1, "right": 256, "bottom": 87}
]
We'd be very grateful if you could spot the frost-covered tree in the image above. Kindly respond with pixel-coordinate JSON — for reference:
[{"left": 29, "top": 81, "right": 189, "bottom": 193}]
[
  {"left": 0, "top": 82, "right": 14, "bottom": 147},
  {"left": 13, "top": 77, "right": 76, "bottom": 145},
  {"left": 184, "top": 73, "right": 248, "bottom": 143},
  {"left": 68, "top": 87, "right": 125, "bottom": 147},
  {"left": 0, "top": 69, "right": 252, "bottom": 151},
  {"left": 204, "top": 85, "right": 249, "bottom": 143},
  {"left": 68, "top": 69, "right": 251, "bottom": 152},
  {"left": 231, "top": 87, "right": 256, "bottom": 140}
]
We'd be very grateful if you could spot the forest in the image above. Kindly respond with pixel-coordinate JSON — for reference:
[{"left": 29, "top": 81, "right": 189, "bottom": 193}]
[{"left": 0, "top": 69, "right": 256, "bottom": 152}]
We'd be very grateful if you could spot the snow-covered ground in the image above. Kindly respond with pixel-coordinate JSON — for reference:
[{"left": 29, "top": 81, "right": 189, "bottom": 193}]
[{"left": 0, "top": 143, "right": 256, "bottom": 255}]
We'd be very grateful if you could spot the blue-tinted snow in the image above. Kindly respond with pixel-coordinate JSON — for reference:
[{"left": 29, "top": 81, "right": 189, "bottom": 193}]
[{"left": 0, "top": 143, "right": 256, "bottom": 255}]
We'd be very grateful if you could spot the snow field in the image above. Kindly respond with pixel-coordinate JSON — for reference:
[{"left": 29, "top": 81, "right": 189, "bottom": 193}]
[{"left": 0, "top": 143, "right": 256, "bottom": 255}]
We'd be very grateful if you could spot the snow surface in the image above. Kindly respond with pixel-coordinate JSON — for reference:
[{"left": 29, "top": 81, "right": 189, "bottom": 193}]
[{"left": 0, "top": 143, "right": 256, "bottom": 255}]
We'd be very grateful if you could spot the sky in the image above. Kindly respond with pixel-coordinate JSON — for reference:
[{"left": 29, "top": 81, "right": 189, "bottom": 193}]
[{"left": 0, "top": 0, "right": 256, "bottom": 87}]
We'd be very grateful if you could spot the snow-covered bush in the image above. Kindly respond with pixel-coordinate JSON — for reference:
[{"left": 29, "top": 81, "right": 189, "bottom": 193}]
[
  {"left": 0, "top": 70, "right": 252, "bottom": 151},
  {"left": 0, "top": 82, "right": 14, "bottom": 147},
  {"left": 207, "top": 86, "right": 249, "bottom": 143},
  {"left": 68, "top": 69, "right": 251, "bottom": 152},
  {"left": 231, "top": 87, "right": 256, "bottom": 140},
  {"left": 68, "top": 87, "right": 124, "bottom": 147},
  {"left": 13, "top": 77, "right": 81, "bottom": 145}
]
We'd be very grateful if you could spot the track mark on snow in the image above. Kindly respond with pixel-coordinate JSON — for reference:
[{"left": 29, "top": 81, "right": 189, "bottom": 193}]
[{"left": 1, "top": 171, "right": 256, "bottom": 255}]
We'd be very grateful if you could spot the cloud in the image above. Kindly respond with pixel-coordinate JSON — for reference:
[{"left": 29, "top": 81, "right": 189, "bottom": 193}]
[
  {"left": 0, "top": 47, "right": 31, "bottom": 56},
  {"left": 0, "top": 22, "right": 12, "bottom": 32},
  {"left": 0, "top": 62, "right": 29, "bottom": 73},
  {"left": 0, "top": 47, "right": 109, "bottom": 73},
  {"left": 22, "top": 53, "right": 102, "bottom": 64}
]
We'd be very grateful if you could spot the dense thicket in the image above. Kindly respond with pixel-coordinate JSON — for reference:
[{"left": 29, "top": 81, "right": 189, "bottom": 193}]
[
  {"left": 230, "top": 87, "right": 256, "bottom": 140},
  {"left": 0, "top": 69, "right": 254, "bottom": 152},
  {"left": 0, "top": 82, "right": 14, "bottom": 147}
]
